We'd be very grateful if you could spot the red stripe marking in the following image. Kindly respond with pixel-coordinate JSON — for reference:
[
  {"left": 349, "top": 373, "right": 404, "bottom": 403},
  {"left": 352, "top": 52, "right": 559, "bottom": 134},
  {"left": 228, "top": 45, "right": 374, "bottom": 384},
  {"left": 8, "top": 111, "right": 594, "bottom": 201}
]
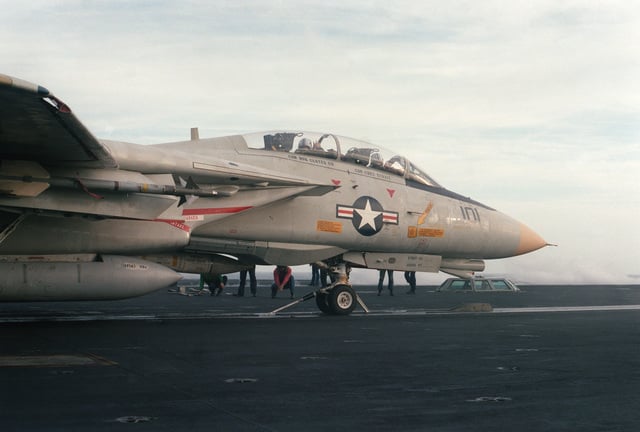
[
  {"left": 155, "top": 219, "right": 191, "bottom": 232},
  {"left": 182, "top": 206, "right": 253, "bottom": 216},
  {"left": 382, "top": 212, "right": 398, "bottom": 224}
]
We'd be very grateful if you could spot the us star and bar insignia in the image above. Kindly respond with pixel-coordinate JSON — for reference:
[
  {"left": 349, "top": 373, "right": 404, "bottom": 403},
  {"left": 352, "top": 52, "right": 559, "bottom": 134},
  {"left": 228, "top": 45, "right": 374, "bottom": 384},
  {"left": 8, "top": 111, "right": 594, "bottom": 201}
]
[{"left": 336, "top": 196, "right": 398, "bottom": 236}]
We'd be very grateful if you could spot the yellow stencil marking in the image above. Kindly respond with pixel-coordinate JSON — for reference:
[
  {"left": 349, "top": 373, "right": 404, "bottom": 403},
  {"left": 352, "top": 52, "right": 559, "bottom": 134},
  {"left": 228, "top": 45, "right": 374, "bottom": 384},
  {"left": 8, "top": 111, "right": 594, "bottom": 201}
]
[
  {"left": 408, "top": 226, "right": 417, "bottom": 238},
  {"left": 418, "top": 228, "right": 445, "bottom": 238},
  {"left": 317, "top": 220, "right": 342, "bottom": 234},
  {"left": 417, "top": 202, "right": 433, "bottom": 226}
]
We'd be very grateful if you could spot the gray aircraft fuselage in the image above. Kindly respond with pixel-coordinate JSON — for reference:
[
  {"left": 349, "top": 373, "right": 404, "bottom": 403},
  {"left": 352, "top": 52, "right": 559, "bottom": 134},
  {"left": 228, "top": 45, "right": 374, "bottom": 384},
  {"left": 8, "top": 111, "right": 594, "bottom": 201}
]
[
  {"left": 0, "top": 132, "right": 545, "bottom": 269},
  {"left": 0, "top": 73, "right": 547, "bottom": 304}
]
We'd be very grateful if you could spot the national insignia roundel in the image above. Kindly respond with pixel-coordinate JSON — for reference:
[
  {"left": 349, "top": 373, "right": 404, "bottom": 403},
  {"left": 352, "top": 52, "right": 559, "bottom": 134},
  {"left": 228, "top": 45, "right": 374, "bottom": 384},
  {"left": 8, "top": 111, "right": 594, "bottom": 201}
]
[{"left": 336, "top": 196, "right": 399, "bottom": 236}]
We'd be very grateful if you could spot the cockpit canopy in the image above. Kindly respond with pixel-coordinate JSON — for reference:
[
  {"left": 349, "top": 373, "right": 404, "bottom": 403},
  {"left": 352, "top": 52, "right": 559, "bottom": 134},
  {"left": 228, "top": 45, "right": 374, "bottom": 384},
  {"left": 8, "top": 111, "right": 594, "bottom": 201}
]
[{"left": 243, "top": 131, "right": 441, "bottom": 188}]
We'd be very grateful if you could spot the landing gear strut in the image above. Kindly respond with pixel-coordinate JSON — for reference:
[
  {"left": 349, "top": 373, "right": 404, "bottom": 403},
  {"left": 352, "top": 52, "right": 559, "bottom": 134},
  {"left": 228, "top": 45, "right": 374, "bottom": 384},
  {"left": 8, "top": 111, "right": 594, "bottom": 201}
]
[{"left": 270, "top": 261, "right": 369, "bottom": 316}]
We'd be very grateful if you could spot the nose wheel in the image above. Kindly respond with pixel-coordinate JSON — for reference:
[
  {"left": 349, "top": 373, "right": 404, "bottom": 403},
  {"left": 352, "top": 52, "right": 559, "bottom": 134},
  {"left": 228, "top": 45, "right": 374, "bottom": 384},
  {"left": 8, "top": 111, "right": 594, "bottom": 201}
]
[
  {"left": 270, "top": 260, "right": 369, "bottom": 316},
  {"left": 315, "top": 291, "right": 331, "bottom": 314},
  {"left": 271, "top": 284, "right": 369, "bottom": 316},
  {"left": 328, "top": 284, "right": 357, "bottom": 315},
  {"left": 316, "top": 284, "right": 361, "bottom": 315}
]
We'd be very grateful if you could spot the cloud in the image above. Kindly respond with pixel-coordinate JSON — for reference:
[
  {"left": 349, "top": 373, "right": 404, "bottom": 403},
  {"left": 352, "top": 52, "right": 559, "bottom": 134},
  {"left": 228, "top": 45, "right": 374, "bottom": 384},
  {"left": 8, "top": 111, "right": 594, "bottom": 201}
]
[{"left": 1, "top": 1, "right": 638, "bottom": 283}]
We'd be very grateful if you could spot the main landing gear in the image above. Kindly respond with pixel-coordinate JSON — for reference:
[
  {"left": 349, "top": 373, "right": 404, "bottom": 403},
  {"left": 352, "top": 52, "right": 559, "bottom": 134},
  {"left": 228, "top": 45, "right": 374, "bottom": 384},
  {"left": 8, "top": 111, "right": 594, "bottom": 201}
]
[{"left": 270, "top": 262, "right": 369, "bottom": 316}]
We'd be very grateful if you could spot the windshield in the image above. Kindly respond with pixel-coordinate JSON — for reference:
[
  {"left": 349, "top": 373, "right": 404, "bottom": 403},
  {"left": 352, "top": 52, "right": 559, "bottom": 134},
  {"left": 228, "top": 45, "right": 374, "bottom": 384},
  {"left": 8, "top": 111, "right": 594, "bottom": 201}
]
[{"left": 242, "top": 131, "right": 441, "bottom": 188}]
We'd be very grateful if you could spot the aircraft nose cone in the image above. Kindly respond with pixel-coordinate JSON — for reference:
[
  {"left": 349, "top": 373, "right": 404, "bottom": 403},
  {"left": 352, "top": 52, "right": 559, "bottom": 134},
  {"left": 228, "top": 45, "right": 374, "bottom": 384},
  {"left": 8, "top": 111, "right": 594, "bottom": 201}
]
[{"left": 516, "top": 223, "right": 547, "bottom": 255}]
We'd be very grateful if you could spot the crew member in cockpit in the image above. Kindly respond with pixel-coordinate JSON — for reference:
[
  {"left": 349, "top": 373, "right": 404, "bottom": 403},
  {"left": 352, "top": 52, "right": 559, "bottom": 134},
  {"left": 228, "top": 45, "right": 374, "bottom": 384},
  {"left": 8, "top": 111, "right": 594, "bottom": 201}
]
[
  {"left": 384, "top": 156, "right": 406, "bottom": 175},
  {"left": 297, "top": 138, "right": 312, "bottom": 150}
]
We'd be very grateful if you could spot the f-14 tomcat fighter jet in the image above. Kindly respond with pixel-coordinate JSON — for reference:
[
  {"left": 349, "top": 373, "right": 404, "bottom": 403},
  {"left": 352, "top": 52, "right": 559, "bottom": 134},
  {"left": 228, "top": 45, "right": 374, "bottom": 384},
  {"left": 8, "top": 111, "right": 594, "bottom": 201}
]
[{"left": 0, "top": 73, "right": 548, "bottom": 314}]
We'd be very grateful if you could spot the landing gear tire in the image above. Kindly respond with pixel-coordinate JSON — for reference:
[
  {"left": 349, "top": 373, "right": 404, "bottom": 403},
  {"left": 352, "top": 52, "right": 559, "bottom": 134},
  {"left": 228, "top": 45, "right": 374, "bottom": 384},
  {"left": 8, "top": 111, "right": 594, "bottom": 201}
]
[
  {"left": 315, "top": 292, "right": 332, "bottom": 314},
  {"left": 327, "top": 285, "right": 357, "bottom": 316}
]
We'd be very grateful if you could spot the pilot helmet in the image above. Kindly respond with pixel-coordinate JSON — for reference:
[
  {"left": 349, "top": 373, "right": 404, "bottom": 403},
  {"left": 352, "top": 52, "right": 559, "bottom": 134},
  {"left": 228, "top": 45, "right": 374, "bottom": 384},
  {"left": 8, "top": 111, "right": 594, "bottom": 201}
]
[{"left": 298, "top": 138, "right": 312, "bottom": 149}]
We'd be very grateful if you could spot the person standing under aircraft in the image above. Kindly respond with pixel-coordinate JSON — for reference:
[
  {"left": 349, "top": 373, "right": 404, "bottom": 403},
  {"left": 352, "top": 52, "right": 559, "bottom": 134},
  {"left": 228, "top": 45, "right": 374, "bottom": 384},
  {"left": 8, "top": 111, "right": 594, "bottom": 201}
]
[
  {"left": 309, "top": 263, "right": 320, "bottom": 286},
  {"left": 236, "top": 266, "right": 257, "bottom": 297},
  {"left": 271, "top": 265, "right": 295, "bottom": 299},
  {"left": 404, "top": 271, "right": 417, "bottom": 294},
  {"left": 320, "top": 267, "right": 330, "bottom": 287},
  {"left": 377, "top": 270, "right": 394, "bottom": 296},
  {"left": 198, "top": 273, "right": 207, "bottom": 294}
]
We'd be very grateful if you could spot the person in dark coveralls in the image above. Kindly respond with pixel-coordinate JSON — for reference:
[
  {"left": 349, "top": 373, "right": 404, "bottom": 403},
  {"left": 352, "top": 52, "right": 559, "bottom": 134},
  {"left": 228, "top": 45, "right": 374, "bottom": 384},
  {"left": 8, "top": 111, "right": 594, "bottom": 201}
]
[
  {"left": 236, "top": 266, "right": 257, "bottom": 297},
  {"left": 201, "top": 273, "right": 228, "bottom": 296},
  {"left": 404, "top": 271, "right": 417, "bottom": 294},
  {"left": 377, "top": 269, "right": 394, "bottom": 296},
  {"left": 271, "top": 265, "right": 295, "bottom": 299},
  {"left": 309, "top": 263, "right": 320, "bottom": 286}
]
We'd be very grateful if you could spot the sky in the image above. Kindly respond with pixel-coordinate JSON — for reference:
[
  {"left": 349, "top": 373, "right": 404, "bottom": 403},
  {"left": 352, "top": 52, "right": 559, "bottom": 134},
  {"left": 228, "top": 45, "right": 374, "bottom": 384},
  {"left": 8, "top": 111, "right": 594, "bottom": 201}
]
[{"left": 1, "top": 1, "right": 638, "bottom": 284}]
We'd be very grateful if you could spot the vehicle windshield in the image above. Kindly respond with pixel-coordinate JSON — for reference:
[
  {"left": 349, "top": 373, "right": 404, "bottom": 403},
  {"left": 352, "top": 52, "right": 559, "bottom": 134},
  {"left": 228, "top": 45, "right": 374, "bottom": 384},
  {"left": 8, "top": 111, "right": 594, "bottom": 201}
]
[{"left": 242, "top": 131, "right": 441, "bottom": 188}]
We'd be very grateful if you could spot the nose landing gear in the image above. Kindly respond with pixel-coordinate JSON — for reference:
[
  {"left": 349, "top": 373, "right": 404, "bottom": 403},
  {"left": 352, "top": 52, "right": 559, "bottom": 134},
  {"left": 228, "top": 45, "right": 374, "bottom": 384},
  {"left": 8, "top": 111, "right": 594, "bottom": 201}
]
[
  {"left": 270, "top": 261, "right": 369, "bottom": 316},
  {"left": 272, "top": 283, "right": 368, "bottom": 316},
  {"left": 316, "top": 284, "right": 361, "bottom": 315}
]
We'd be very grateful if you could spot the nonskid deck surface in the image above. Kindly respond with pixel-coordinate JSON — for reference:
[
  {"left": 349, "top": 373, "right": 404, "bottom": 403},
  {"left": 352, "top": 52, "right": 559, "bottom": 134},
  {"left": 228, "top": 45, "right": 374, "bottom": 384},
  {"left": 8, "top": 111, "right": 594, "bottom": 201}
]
[
  {"left": 2, "top": 284, "right": 640, "bottom": 322},
  {"left": 2, "top": 284, "right": 640, "bottom": 431}
]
